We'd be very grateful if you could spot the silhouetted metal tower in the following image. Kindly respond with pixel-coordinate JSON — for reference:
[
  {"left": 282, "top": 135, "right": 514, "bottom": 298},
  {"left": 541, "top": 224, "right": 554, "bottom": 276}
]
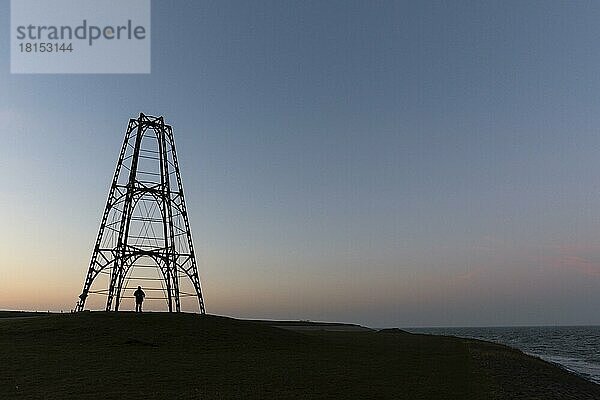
[{"left": 76, "top": 113, "right": 206, "bottom": 313}]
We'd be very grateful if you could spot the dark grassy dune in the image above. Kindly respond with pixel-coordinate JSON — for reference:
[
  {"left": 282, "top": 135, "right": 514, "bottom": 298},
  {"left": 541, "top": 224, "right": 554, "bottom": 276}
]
[{"left": 0, "top": 312, "right": 598, "bottom": 399}]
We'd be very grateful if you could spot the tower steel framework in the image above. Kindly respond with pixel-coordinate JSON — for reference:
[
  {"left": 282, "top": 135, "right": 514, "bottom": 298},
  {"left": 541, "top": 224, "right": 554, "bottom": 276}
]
[{"left": 76, "top": 113, "right": 206, "bottom": 313}]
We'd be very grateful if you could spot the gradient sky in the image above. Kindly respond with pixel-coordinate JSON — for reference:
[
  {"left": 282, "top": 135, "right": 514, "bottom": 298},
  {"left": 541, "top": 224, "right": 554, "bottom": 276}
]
[{"left": 2, "top": 1, "right": 600, "bottom": 327}]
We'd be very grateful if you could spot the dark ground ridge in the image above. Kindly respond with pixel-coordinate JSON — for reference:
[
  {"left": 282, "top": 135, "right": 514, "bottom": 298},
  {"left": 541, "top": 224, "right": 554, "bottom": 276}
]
[{"left": 0, "top": 311, "right": 598, "bottom": 399}]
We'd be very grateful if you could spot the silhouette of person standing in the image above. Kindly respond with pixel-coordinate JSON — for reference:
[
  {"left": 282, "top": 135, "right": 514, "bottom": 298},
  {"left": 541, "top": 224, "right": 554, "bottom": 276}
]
[{"left": 134, "top": 286, "right": 145, "bottom": 313}]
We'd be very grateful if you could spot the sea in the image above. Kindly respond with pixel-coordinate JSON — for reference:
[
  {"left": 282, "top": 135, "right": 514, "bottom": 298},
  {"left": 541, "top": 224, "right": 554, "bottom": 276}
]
[{"left": 405, "top": 326, "right": 600, "bottom": 384}]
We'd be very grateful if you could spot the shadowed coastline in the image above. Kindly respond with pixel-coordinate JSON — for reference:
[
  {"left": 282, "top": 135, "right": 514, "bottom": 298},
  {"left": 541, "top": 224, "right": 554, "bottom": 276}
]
[{"left": 0, "top": 312, "right": 598, "bottom": 399}]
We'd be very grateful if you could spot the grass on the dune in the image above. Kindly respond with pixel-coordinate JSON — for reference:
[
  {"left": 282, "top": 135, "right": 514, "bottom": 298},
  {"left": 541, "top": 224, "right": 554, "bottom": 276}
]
[{"left": 0, "top": 312, "right": 480, "bottom": 399}]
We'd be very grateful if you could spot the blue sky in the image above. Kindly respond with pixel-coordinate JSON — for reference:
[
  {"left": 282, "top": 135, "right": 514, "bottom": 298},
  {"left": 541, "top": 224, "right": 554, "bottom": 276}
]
[{"left": 2, "top": 1, "right": 600, "bottom": 327}]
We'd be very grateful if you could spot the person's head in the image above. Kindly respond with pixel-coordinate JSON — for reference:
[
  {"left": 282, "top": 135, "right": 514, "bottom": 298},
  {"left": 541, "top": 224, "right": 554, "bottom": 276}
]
[{"left": 137, "top": 286, "right": 141, "bottom": 290}]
